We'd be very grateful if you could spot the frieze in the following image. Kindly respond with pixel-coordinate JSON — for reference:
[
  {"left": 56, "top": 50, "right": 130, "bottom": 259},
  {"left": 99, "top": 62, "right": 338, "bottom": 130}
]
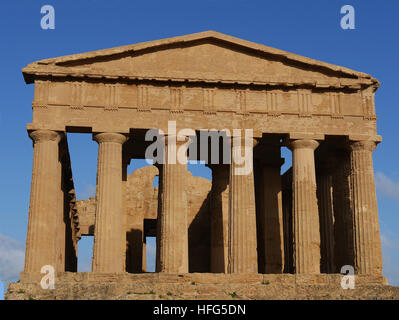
[{"left": 33, "top": 80, "right": 374, "bottom": 119}]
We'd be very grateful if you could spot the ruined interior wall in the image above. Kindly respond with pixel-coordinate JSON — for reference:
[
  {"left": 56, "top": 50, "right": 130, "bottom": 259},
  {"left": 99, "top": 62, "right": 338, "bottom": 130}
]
[
  {"left": 125, "top": 166, "right": 158, "bottom": 273},
  {"left": 76, "top": 197, "right": 96, "bottom": 236}
]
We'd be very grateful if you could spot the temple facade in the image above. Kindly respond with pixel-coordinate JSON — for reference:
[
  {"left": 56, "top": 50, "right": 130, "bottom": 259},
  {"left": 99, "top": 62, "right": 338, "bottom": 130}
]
[{"left": 21, "top": 31, "right": 383, "bottom": 277}]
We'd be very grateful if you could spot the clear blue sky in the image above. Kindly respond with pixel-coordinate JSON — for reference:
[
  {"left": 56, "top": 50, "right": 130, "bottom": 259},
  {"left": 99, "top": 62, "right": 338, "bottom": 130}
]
[{"left": 1, "top": 0, "right": 399, "bottom": 299}]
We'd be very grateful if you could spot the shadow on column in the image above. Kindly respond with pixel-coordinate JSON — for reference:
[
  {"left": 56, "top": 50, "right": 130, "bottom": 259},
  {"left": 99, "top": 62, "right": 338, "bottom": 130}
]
[
  {"left": 188, "top": 193, "right": 211, "bottom": 273},
  {"left": 332, "top": 150, "right": 355, "bottom": 273},
  {"left": 126, "top": 229, "right": 144, "bottom": 273},
  {"left": 254, "top": 161, "right": 265, "bottom": 273},
  {"left": 282, "top": 168, "right": 294, "bottom": 274}
]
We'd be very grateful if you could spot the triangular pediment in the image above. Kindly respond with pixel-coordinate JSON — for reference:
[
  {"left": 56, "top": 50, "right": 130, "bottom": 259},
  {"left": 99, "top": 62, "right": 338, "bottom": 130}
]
[{"left": 23, "top": 31, "right": 378, "bottom": 89}]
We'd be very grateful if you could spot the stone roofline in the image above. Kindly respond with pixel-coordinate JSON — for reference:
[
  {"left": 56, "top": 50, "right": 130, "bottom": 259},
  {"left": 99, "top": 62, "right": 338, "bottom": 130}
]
[{"left": 21, "top": 31, "right": 379, "bottom": 91}]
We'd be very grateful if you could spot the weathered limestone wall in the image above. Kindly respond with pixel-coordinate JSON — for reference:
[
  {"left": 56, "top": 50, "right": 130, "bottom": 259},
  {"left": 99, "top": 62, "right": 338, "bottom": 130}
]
[
  {"left": 125, "top": 165, "right": 158, "bottom": 273},
  {"left": 76, "top": 197, "right": 96, "bottom": 236}
]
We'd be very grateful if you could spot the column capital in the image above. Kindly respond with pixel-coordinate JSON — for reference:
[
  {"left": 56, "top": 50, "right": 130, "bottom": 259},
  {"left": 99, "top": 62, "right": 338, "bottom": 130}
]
[
  {"left": 93, "top": 132, "right": 127, "bottom": 144},
  {"left": 161, "top": 134, "right": 191, "bottom": 146},
  {"left": 29, "top": 130, "right": 62, "bottom": 144},
  {"left": 231, "top": 135, "right": 258, "bottom": 148},
  {"left": 288, "top": 139, "right": 319, "bottom": 151},
  {"left": 348, "top": 140, "right": 377, "bottom": 152}
]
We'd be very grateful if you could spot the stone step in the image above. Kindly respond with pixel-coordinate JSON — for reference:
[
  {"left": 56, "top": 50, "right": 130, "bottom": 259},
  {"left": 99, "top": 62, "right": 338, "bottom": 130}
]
[{"left": 5, "top": 272, "right": 399, "bottom": 300}]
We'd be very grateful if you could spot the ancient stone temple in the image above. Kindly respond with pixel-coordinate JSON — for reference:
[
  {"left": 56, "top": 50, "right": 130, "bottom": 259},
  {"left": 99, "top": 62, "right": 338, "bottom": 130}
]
[{"left": 8, "top": 31, "right": 396, "bottom": 300}]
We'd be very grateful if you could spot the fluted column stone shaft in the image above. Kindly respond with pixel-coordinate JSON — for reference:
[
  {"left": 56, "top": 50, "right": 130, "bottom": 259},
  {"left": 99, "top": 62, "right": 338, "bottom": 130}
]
[
  {"left": 55, "top": 145, "right": 66, "bottom": 272},
  {"left": 255, "top": 141, "right": 284, "bottom": 274},
  {"left": 209, "top": 164, "right": 230, "bottom": 273},
  {"left": 316, "top": 173, "right": 335, "bottom": 273},
  {"left": 332, "top": 152, "right": 354, "bottom": 272},
  {"left": 158, "top": 135, "right": 189, "bottom": 273},
  {"left": 155, "top": 164, "right": 163, "bottom": 273},
  {"left": 281, "top": 169, "right": 294, "bottom": 273},
  {"left": 24, "top": 130, "right": 62, "bottom": 272},
  {"left": 349, "top": 141, "right": 383, "bottom": 274},
  {"left": 122, "top": 158, "right": 129, "bottom": 272},
  {"left": 261, "top": 165, "right": 285, "bottom": 273},
  {"left": 289, "top": 139, "right": 321, "bottom": 274},
  {"left": 228, "top": 137, "right": 258, "bottom": 273},
  {"left": 92, "top": 132, "right": 127, "bottom": 273}
]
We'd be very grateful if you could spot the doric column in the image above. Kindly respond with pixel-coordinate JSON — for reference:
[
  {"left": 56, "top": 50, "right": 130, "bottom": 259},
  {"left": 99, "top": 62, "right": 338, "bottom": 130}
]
[
  {"left": 332, "top": 151, "right": 354, "bottom": 272},
  {"left": 24, "top": 130, "right": 62, "bottom": 272},
  {"left": 228, "top": 136, "right": 258, "bottom": 273},
  {"left": 316, "top": 169, "right": 335, "bottom": 273},
  {"left": 55, "top": 146, "right": 66, "bottom": 272},
  {"left": 255, "top": 141, "right": 284, "bottom": 274},
  {"left": 92, "top": 132, "right": 127, "bottom": 273},
  {"left": 55, "top": 140, "right": 74, "bottom": 272},
  {"left": 254, "top": 160, "right": 264, "bottom": 273},
  {"left": 288, "top": 139, "right": 320, "bottom": 274},
  {"left": 155, "top": 164, "right": 163, "bottom": 273},
  {"left": 208, "top": 164, "right": 230, "bottom": 273},
  {"left": 122, "top": 156, "right": 129, "bottom": 272},
  {"left": 281, "top": 168, "right": 294, "bottom": 273},
  {"left": 158, "top": 135, "right": 189, "bottom": 273},
  {"left": 349, "top": 141, "right": 383, "bottom": 274}
]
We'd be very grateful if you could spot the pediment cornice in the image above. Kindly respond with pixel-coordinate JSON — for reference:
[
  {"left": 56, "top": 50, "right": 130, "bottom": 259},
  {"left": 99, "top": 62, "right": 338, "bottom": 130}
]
[{"left": 22, "top": 31, "right": 379, "bottom": 91}]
